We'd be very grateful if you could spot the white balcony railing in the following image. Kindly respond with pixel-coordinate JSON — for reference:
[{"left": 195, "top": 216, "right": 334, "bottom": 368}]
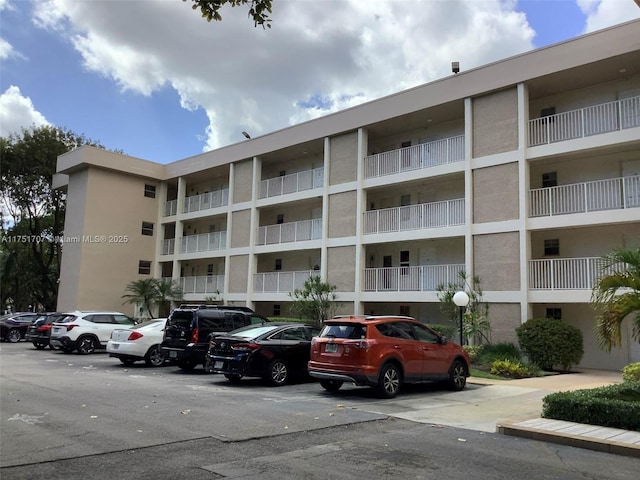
[
  {"left": 180, "top": 231, "right": 227, "bottom": 254},
  {"left": 528, "top": 257, "right": 624, "bottom": 290},
  {"left": 363, "top": 199, "right": 465, "bottom": 234},
  {"left": 362, "top": 264, "right": 464, "bottom": 292},
  {"left": 183, "top": 189, "right": 229, "bottom": 214},
  {"left": 162, "top": 238, "right": 175, "bottom": 255},
  {"left": 253, "top": 270, "right": 315, "bottom": 293},
  {"left": 256, "top": 219, "right": 322, "bottom": 245},
  {"left": 164, "top": 199, "right": 178, "bottom": 217},
  {"left": 528, "top": 95, "right": 640, "bottom": 147},
  {"left": 179, "top": 275, "right": 225, "bottom": 295},
  {"left": 259, "top": 168, "right": 324, "bottom": 199},
  {"left": 529, "top": 175, "right": 640, "bottom": 217},
  {"left": 364, "top": 135, "right": 465, "bottom": 179}
]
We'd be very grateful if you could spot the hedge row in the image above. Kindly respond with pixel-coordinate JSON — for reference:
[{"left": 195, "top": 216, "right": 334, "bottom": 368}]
[{"left": 542, "top": 382, "right": 640, "bottom": 431}]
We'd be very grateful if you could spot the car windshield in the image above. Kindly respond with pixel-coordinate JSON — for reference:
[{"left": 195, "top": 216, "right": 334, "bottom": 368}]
[
  {"left": 230, "top": 324, "right": 280, "bottom": 339},
  {"left": 320, "top": 323, "right": 367, "bottom": 339}
]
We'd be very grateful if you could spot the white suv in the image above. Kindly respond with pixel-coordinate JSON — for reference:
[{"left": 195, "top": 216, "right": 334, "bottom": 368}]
[{"left": 50, "top": 311, "right": 136, "bottom": 354}]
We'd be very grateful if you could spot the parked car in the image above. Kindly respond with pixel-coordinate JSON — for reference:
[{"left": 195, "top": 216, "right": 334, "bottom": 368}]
[
  {"left": 25, "top": 313, "right": 71, "bottom": 349},
  {"left": 206, "top": 323, "right": 321, "bottom": 386},
  {"left": 49, "top": 311, "right": 136, "bottom": 354},
  {"left": 107, "top": 318, "right": 168, "bottom": 367},
  {"left": 161, "top": 305, "right": 270, "bottom": 371},
  {"left": 0, "top": 312, "right": 40, "bottom": 342},
  {"left": 308, "top": 315, "right": 471, "bottom": 398}
]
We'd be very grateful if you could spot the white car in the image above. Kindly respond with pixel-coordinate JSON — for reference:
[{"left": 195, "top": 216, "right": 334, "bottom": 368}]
[
  {"left": 50, "top": 311, "right": 136, "bottom": 354},
  {"left": 107, "top": 319, "right": 167, "bottom": 367}
]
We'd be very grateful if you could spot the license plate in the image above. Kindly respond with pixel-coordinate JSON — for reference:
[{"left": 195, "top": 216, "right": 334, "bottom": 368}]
[
  {"left": 214, "top": 361, "right": 224, "bottom": 369},
  {"left": 325, "top": 343, "right": 337, "bottom": 353},
  {"left": 169, "top": 351, "right": 177, "bottom": 358}
]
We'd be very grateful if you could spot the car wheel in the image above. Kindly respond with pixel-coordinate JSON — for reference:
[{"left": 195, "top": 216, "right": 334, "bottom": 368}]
[
  {"left": 7, "top": 328, "right": 21, "bottom": 343},
  {"left": 448, "top": 360, "right": 467, "bottom": 391},
  {"left": 376, "top": 363, "right": 402, "bottom": 399},
  {"left": 119, "top": 358, "right": 136, "bottom": 366},
  {"left": 76, "top": 336, "right": 97, "bottom": 354},
  {"left": 144, "top": 345, "right": 165, "bottom": 367},
  {"left": 177, "top": 360, "right": 196, "bottom": 371},
  {"left": 266, "top": 359, "right": 289, "bottom": 386},
  {"left": 320, "top": 379, "right": 343, "bottom": 392},
  {"left": 33, "top": 342, "right": 46, "bottom": 350},
  {"left": 224, "top": 374, "right": 242, "bottom": 383}
]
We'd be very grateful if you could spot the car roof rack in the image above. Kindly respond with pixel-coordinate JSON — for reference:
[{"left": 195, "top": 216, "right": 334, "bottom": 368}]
[{"left": 177, "top": 304, "right": 254, "bottom": 313}]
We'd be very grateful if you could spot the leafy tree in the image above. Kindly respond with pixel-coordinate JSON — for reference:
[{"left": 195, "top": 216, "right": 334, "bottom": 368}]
[
  {"left": 122, "top": 278, "right": 184, "bottom": 319},
  {"left": 591, "top": 248, "right": 640, "bottom": 351},
  {"left": 437, "top": 271, "right": 490, "bottom": 345},
  {"left": 185, "top": 0, "right": 272, "bottom": 28},
  {"left": 1, "top": 125, "right": 105, "bottom": 311},
  {"left": 289, "top": 275, "right": 339, "bottom": 327}
]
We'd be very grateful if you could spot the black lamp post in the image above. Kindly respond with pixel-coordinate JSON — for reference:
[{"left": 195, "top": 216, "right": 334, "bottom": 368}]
[{"left": 452, "top": 291, "right": 470, "bottom": 346}]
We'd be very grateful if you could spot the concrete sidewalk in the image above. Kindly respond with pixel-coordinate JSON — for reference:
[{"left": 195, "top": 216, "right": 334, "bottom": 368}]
[{"left": 470, "top": 369, "right": 640, "bottom": 458}]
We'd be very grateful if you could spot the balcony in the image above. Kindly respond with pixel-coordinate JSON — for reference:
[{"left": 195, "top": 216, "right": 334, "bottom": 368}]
[
  {"left": 162, "top": 238, "right": 175, "bottom": 255},
  {"left": 363, "top": 199, "right": 465, "bottom": 235},
  {"left": 364, "top": 135, "right": 465, "bottom": 179},
  {"left": 184, "top": 189, "right": 229, "bottom": 213},
  {"left": 180, "top": 231, "right": 227, "bottom": 254},
  {"left": 259, "top": 168, "right": 324, "bottom": 199},
  {"left": 362, "top": 264, "right": 464, "bottom": 292},
  {"left": 256, "top": 219, "right": 322, "bottom": 245},
  {"left": 253, "top": 270, "right": 315, "bottom": 293},
  {"left": 528, "top": 256, "right": 623, "bottom": 290},
  {"left": 179, "top": 275, "right": 224, "bottom": 295},
  {"left": 528, "top": 95, "right": 640, "bottom": 147},
  {"left": 529, "top": 175, "right": 640, "bottom": 217},
  {"left": 164, "top": 199, "right": 177, "bottom": 217}
]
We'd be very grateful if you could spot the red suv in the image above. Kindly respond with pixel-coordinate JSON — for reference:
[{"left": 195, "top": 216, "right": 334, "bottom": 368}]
[{"left": 308, "top": 315, "right": 470, "bottom": 398}]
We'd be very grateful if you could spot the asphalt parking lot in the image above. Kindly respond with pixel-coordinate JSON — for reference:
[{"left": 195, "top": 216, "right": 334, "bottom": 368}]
[{"left": 1, "top": 342, "right": 638, "bottom": 480}]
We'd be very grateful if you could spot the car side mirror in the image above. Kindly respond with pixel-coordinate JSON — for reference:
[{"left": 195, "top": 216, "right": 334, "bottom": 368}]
[{"left": 439, "top": 336, "right": 447, "bottom": 345}]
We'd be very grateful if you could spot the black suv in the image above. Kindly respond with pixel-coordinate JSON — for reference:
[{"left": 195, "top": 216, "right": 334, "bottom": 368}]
[{"left": 160, "top": 305, "right": 269, "bottom": 370}]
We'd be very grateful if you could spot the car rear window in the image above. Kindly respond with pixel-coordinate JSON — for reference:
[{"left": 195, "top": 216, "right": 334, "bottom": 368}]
[
  {"left": 167, "top": 311, "right": 194, "bottom": 328},
  {"left": 230, "top": 324, "right": 280, "bottom": 339},
  {"left": 320, "top": 323, "right": 367, "bottom": 339}
]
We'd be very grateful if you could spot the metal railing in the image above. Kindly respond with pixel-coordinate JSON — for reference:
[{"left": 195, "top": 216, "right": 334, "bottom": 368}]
[
  {"left": 256, "top": 219, "right": 322, "bottom": 245},
  {"left": 528, "top": 96, "right": 640, "bottom": 146},
  {"left": 164, "top": 199, "right": 177, "bottom": 217},
  {"left": 180, "top": 231, "right": 227, "bottom": 254},
  {"left": 362, "top": 264, "right": 464, "bottom": 292},
  {"left": 183, "top": 189, "right": 229, "bottom": 213},
  {"left": 259, "top": 168, "right": 324, "bottom": 199},
  {"left": 253, "top": 270, "right": 316, "bottom": 293},
  {"left": 179, "top": 275, "right": 225, "bottom": 295},
  {"left": 529, "top": 175, "right": 640, "bottom": 217},
  {"left": 364, "top": 135, "right": 465, "bottom": 179},
  {"left": 363, "top": 199, "right": 464, "bottom": 234},
  {"left": 528, "top": 257, "right": 623, "bottom": 290}
]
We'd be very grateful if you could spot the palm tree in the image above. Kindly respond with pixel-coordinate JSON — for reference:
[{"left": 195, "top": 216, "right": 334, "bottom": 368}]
[
  {"left": 122, "top": 278, "right": 161, "bottom": 319},
  {"left": 591, "top": 248, "right": 640, "bottom": 351},
  {"left": 155, "top": 279, "right": 183, "bottom": 317}
]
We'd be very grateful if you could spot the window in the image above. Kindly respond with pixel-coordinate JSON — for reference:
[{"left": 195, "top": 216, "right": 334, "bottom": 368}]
[
  {"left": 141, "top": 222, "right": 154, "bottom": 236},
  {"left": 273, "top": 304, "right": 281, "bottom": 316},
  {"left": 277, "top": 214, "right": 284, "bottom": 224},
  {"left": 144, "top": 184, "right": 156, "bottom": 198},
  {"left": 400, "top": 195, "right": 411, "bottom": 206},
  {"left": 401, "top": 141, "right": 412, "bottom": 148},
  {"left": 544, "top": 239, "right": 560, "bottom": 256},
  {"left": 540, "top": 107, "right": 556, "bottom": 118},
  {"left": 279, "top": 170, "right": 286, "bottom": 177},
  {"left": 207, "top": 264, "right": 214, "bottom": 276},
  {"left": 87, "top": 314, "right": 112, "bottom": 324},
  {"left": 275, "top": 258, "right": 282, "bottom": 271},
  {"left": 400, "top": 251, "right": 409, "bottom": 275},
  {"left": 542, "top": 172, "right": 557, "bottom": 188},
  {"left": 546, "top": 308, "right": 562, "bottom": 320},
  {"left": 413, "top": 323, "right": 440, "bottom": 343},
  {"left": 138, "top": 261, "right": 151, "bottom": 275}
]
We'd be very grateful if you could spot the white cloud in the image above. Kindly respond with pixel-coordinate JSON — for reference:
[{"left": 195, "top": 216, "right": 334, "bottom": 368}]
[
  {"left": 0, "top": 0, "right": 14, "bottom": 59},
  {"left": 0, "top": 86, "right": 50, "bottom": 137},
  {"left": 578, "top": 0, "right": 640, "bottom": 32}
]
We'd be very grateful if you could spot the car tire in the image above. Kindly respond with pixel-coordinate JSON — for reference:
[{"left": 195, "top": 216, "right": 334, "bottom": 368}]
[
  {"left": 33, "top": 342, "right": 46, "bottom": 350},
  {"left": 144, "top": 345, "right": 165, "bottom": 367},
  {"left": 376, "top": 362, "right": 402, "bottom": 399},
  {"left": 119, "top": 358, "right": 136, "bottom": 366},
  {"left": 266, "top": 359, "right": 289, "bottom": 386},
  {"left": 7, "top": 328, "right": 21, "bottom": 343},
  {"left": 224, "top": 374, "right": 242, "bottom": 383},
  {"left": 76, "top": 336, "right": 97, "bottom": 354},
  {"left": 447, "top": 359, "right": 467, "bottom": 391},
  {"left": 320, "top": 379, "right": 343, "bottom": 392}
]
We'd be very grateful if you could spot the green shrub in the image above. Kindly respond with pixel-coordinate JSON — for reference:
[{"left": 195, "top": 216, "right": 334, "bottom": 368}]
[
  {"left": 490, "top": 359, "right": 527, "bottom": 378},
  {"left": 516, "top": 318, "right": 583, "bottom": 371},
  {"left": 477, "top": 342, "right": 521, "bottom": 365},
  {"left": 622, "top": 363, "right": 640, "bottom": 383},
  {"left": 542, "top": 382, "right": 640, "bottom": 431},
  {"left": 464, "top": 345, "right": 484, "bottom": 364}
]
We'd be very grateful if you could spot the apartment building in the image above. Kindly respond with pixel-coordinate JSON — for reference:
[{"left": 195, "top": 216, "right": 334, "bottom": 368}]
[{"left": 54, "top": 20, "right": 640, "bottom": 370}]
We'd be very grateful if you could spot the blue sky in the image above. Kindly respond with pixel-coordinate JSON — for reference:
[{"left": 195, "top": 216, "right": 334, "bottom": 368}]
[{"left": 0, "top": 0, "right": 638, "bottom": 164}]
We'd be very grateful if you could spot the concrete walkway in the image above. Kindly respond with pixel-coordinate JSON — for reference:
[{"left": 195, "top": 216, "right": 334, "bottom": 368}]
[{"left": 469, "top": 369, "right": 640, "bottom": 458}]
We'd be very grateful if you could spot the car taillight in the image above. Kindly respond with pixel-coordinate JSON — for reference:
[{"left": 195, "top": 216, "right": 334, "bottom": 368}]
[
  {"left": 231, "top": 342, "right": 260, "bottom": 352},
  {"left": 209, "top": 339, "right": 217, "bottom": 348},
  {"left": 191, "top": 328, "right": 199, "bottom": 343},
  {"left": 66, "top": 324, "right": 79, "bottom": 331},
  {"left": 128, "top": 331, "right": 144, "bottom": 341},
  {"left": 37, "top": 325, "right": 52, "bottom": 332}
]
